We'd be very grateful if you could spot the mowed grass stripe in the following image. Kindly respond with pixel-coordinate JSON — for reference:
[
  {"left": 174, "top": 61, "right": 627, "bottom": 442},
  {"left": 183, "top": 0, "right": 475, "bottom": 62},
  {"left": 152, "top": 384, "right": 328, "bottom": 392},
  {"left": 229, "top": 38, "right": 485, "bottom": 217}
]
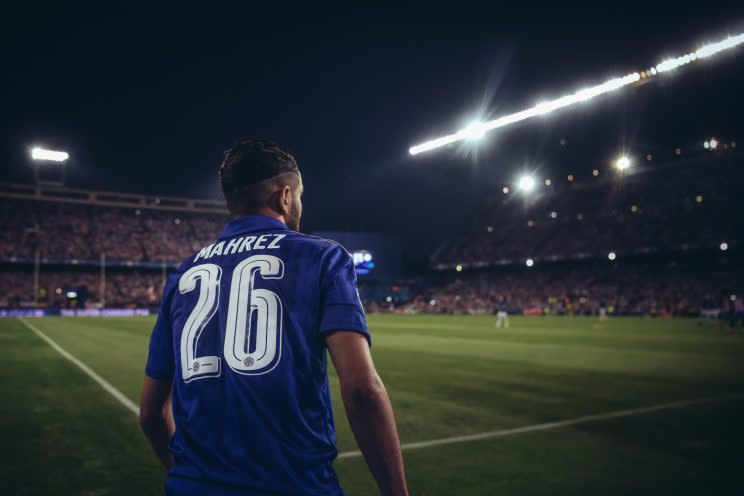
[
  {"left": 27, "top": 316, "right": 153, "bottom": 401},
  {"left": 337, "top": 393, "right": 743, "bottom": 459},
  {"left": 372, "top": 316, "right": 742, "bottom": 353},
  {"left": 372, "top": 332, "right": 741, "bottom": 378},
  {"left": 18, "top": 317, "right": 140, "bottom": 415}
]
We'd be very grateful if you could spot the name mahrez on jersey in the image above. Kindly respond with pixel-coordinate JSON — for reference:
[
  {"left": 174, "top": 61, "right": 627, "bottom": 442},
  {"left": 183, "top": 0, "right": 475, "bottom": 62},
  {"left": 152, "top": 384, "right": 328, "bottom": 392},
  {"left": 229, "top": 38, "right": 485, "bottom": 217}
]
[{"left": 194, "top": 234, "right": 286, "bottom": 262}]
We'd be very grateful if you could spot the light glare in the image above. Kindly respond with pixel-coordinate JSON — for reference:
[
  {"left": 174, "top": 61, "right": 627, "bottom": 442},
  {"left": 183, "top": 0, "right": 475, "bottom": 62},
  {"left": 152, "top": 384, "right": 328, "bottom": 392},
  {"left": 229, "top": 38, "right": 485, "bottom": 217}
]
[
  {"left": 518, "top": 176, "right": 536, "bottom": 192},
  {"left": 616, "top": 156, "right": 631, "bottom": 171},
  {"left": 464, "top": 120, "right": 487, "bottom": 140}
]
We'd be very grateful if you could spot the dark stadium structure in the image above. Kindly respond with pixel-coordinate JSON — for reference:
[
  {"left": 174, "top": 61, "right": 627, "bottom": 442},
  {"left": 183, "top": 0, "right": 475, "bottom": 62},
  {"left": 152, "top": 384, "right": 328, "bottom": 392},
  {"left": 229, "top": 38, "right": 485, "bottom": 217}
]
[{"left": 1, "top": 143, "right": 742, "bottom": 319}]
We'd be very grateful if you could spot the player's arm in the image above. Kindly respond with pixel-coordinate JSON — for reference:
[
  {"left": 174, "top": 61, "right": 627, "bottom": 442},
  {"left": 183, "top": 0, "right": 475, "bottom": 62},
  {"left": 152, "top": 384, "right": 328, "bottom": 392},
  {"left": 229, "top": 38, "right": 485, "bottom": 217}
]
[
  {"left": 326, "top": 331, "right": 408, "bottom": 496},
  {"left": 139, "top": 376, "right": 175, "bottom": 470},
  {"left": 140, "top": 274, "right": 178, "bottom": 470}
]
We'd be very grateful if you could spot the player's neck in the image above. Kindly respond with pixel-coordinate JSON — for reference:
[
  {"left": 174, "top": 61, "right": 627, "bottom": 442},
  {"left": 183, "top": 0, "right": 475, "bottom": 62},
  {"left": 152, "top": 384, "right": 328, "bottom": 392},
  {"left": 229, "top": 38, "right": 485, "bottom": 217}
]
[{"left": 233, "top": 207, "right": 285, "bottom": 225}]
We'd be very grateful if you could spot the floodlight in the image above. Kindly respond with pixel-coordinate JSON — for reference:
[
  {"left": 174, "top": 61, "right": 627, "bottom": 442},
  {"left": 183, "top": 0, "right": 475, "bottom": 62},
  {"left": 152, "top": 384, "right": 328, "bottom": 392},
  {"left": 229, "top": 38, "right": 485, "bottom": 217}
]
[
  {"left": 720, "top": 242, "right": 728, "bottom": 251},
  {"left": 615, "top": 156, "right": 630, "bottom": 171},
  {"left": 464, "top": 120, "right": 487, "bottom": 140},
  {"left": 518, "top": 176, "right": 536, "bottom": 192},
  {"left": 709, "top": 138, "right": 718, "bottom": 149},
  {"left": 608, "top": 252, "right": 617, "bottom": 260},
  {"left": 31, "top": 147, "right": 69, "bottom": 162},
  {"left": 696, "top": 33, "right": 744, "bottom": 58},
  {"left": 408, "top": 31, "right": 744, "bottom": 155},
  {"left": 525, "top": 258, "right": 534, "bottom": 267}
]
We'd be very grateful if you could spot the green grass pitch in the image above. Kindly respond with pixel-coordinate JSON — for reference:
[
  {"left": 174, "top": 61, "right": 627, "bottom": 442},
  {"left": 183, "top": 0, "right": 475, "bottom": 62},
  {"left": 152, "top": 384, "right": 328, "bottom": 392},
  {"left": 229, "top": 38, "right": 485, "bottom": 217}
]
[{"left": 2, "top": 315, "right": 743, "bottom": 495}]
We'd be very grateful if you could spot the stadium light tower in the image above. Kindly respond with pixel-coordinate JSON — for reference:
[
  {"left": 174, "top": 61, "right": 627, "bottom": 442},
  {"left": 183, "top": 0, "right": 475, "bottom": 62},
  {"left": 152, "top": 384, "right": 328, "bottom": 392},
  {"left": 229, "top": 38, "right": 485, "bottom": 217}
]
[{"left": 30, "top": 147, "right": 69, "bottom": 185}]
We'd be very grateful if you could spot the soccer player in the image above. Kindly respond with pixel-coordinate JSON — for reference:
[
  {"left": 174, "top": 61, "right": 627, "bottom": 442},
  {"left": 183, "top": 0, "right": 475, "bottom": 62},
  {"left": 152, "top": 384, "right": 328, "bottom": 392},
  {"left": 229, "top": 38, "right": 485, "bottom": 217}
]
[
  {"left": 598, "top": 300, "right": 608, "bottom": 321},
  {"left": 139, "top": 140, "right": 408, "bottom": 496},
  {"left": 495, "top": 296, "right": 509, "bottom": 328}
]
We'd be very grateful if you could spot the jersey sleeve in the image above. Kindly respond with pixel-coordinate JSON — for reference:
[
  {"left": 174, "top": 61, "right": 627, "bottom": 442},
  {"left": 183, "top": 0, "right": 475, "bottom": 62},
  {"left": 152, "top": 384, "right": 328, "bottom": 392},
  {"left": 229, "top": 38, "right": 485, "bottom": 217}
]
[
  {"left": 145, "top": 274, "right": 179, "bottom": 380},
  {"left": 319, "top": 244, "right": 370, "bottom": 345}
]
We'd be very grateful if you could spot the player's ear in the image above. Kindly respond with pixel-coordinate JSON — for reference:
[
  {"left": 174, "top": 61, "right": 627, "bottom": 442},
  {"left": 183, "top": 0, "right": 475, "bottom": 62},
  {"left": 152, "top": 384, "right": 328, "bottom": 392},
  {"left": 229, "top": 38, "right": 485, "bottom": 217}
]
[{"left": 278, "top": 185, "right": 292, "bottom": 215}]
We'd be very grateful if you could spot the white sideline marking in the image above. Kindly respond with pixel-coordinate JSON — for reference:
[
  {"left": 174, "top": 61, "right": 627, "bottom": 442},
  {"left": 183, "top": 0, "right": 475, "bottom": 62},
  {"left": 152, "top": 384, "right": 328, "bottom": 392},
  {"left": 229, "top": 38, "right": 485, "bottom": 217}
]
[
  {"left": 18, "top": 317, "right": 140, "bottom": 416},
  {"left": 337, "top": 394, "right": 743, "bottom": 460}
]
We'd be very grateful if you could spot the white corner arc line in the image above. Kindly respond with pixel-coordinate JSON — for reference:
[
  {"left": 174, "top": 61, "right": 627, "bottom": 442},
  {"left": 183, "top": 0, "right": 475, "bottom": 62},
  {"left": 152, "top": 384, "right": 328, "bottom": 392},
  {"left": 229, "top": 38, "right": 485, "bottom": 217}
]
[
  {"left": 337, "top": 394, "right": 743, "bottom": 460},
  {"left": 18, "top": 317, "right": 140, "bottom": 416}
]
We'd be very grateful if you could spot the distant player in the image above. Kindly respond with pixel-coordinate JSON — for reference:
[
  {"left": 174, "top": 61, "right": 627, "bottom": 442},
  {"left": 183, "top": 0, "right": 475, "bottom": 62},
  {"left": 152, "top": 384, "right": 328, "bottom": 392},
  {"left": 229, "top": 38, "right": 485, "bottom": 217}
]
[
  {"left": 698, "top": 295, "right": 720, "bottom": 325},
  {"left": 495, "top": 296, "right": 509, "bottom": 328},
  {"left": 139, "top": 140, "right": 408, "bottom": 496},
  {"left": 598, "top": 300, "right": 608, "bottom": 321}
]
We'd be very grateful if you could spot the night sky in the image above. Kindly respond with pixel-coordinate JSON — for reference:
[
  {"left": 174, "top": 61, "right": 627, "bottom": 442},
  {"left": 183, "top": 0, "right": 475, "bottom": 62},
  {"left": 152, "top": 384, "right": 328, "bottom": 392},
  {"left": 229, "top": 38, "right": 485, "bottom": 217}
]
[{"left": 3, "top": 5, "right": 743, "bottom": 253}]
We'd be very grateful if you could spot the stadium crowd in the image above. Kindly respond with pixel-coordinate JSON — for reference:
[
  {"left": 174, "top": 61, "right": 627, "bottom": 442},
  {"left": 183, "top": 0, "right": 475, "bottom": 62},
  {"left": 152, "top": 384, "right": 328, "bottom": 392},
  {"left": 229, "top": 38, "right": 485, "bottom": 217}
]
[
  {"left": 367, "top": 259, "right": 742, "bottom": 318},
  {"left": 0, "top": 199, "right": 227, "bottom": 263},
  {"left": 4, "top": 260, "right": 741, "bottom": 321},
  {"left": 433, "top": 155, "right": 742, "bottom": 268},
  {"left": 0, "top": 269, "right": 165, "bottom": 309}
]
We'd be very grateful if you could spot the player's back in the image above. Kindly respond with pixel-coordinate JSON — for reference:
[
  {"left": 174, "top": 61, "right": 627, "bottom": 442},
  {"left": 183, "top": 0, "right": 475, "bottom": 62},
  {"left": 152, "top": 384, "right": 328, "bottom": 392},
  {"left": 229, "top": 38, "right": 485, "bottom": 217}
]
[{"left": 146, "top": 215, "right": 369, "bottom": 495}]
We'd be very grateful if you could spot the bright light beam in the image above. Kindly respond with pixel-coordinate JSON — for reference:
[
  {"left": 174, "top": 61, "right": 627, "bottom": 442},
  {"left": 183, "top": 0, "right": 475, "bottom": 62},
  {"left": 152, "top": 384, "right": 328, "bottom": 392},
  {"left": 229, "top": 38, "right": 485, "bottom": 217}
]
[
  {"left": 409, "top": 32, "right": 744, "bottom": 155},
  {"left": 31, "top": 147, "right": 69, "bottom": 162}
]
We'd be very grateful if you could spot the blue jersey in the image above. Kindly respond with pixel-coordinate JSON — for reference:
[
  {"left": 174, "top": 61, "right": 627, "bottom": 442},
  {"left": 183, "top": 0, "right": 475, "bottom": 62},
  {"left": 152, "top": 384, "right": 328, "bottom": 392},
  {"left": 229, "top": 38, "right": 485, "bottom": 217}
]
[{"left": 145, "top": 215, "right": 370, "bottom": 495}]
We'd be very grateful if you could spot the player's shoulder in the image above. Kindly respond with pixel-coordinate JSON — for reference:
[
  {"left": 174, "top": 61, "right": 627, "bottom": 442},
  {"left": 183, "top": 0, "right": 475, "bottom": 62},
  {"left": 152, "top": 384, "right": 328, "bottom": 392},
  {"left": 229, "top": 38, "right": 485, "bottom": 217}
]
[
  {"left": 295, "top": 232, "right": 351, "bottom": 255},
  {"left": 287, "top": 232, "right": 354, "bottom": 269},
  {"left": 291, "top": 231, "right": 344, "bottom": 250}
]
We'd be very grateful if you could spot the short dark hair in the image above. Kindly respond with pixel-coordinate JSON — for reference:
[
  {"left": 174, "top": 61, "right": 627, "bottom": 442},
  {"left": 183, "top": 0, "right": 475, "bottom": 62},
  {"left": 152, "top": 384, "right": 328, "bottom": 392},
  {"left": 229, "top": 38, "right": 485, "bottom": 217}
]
[{"left": 219, "top": 139, "right": 300, "bottom": 212}]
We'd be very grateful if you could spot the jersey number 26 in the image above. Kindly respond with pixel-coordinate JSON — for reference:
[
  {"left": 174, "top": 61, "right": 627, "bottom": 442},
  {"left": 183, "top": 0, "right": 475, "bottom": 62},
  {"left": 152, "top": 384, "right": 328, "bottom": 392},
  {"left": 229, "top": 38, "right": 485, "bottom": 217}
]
[{"left": 177, "top": 255, "right": 284, "bottom": 382}]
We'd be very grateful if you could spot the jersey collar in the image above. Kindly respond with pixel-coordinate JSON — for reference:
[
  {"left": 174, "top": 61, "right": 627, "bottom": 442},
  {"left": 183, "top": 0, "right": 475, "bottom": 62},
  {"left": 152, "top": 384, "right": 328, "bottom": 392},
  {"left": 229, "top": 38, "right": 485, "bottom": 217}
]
[{"left": 218, "top": 215, "right": 289, "bottom": 240}]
